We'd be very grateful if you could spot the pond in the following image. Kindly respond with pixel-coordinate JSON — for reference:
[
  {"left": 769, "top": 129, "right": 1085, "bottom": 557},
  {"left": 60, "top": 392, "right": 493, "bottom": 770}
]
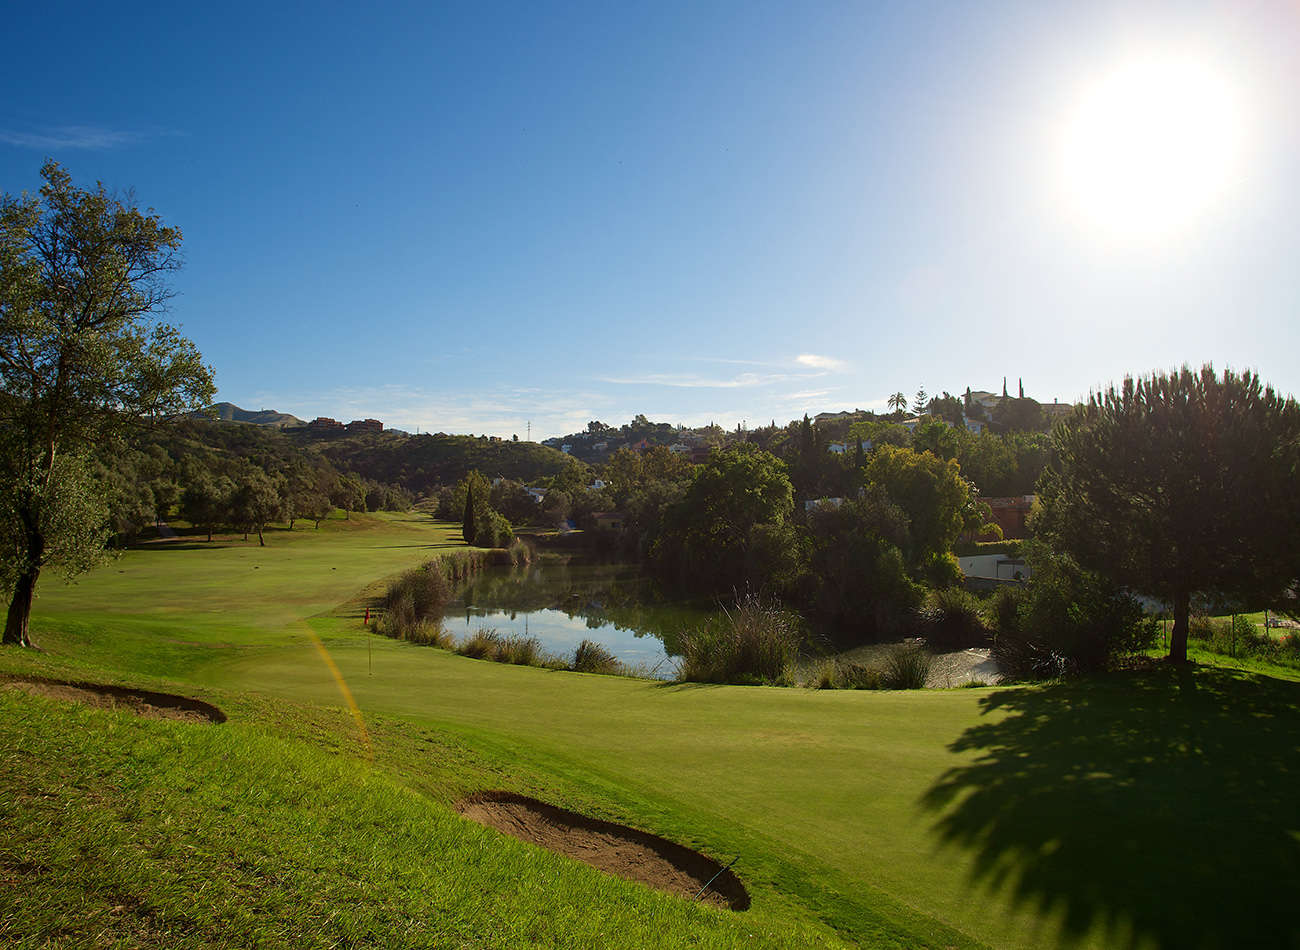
[{"left": 445, "top": 558, "right": 720, "bottom": 677}]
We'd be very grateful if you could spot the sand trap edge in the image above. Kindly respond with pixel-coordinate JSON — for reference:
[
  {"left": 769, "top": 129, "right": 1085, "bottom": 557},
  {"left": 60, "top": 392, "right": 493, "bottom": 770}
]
[
  {"left": 455, "top": 790, "right": 750, "bottom": 911},
  {"left": 1, "top": 675, "right": 227, "bottom": 724}
]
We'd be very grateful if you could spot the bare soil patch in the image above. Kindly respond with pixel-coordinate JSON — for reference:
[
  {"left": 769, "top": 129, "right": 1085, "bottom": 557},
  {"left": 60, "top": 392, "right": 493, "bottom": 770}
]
[
  {"left": 1, "top": 676, "right": 226, "bottom": 724},
  {"left": 455, "top": 791, "right": 749, "bottom": 910}
]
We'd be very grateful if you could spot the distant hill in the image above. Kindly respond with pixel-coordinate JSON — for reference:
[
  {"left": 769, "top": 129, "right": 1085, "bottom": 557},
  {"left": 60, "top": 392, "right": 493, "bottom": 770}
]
[
  {"left": 201, "top": 402, "right": 305, "bottom": 429},
  {"left": 318, "top": 432, "right": 587, "bottom": 494}
]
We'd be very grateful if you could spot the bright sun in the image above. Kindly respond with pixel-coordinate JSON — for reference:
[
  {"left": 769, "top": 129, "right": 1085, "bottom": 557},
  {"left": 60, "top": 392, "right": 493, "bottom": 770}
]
[{"left": 1058, "top": 54, "right": 1249, "bottom": 243}]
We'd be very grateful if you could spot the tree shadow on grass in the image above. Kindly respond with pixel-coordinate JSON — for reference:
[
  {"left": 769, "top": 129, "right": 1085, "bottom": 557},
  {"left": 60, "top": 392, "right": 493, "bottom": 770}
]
[{"left": 920, "top": 667, "right": 1300, "bottom": 949}]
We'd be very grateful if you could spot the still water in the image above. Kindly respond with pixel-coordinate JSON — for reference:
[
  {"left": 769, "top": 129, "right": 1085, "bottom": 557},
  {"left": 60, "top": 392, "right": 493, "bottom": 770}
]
[{"left": 445, "top": 558, "right": 720, "bottom": 677}]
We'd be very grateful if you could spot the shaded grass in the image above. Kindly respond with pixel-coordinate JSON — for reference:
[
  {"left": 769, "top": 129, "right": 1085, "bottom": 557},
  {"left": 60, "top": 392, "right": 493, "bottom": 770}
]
[{"left": 920, "top": 667, "right": 1300, "bottom": 949}]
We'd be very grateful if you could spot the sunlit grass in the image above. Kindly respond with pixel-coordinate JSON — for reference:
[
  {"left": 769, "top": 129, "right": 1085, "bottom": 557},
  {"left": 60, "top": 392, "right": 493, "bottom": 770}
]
[{"left": 5, "top": 513, "right": 1297, "bottom": 949}]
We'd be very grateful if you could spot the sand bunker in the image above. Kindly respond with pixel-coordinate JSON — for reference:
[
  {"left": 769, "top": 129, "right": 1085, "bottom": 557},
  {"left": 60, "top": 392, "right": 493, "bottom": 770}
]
[
  {"left": 1, "top": 676, "right": 226, "bottom": 724},
  {"left": 456, "top": 791, "right": 749, "bottom": 910}
]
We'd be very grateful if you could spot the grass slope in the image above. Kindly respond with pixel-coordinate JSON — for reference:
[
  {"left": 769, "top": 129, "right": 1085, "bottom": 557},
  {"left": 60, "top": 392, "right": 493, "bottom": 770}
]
[{"left": 4, "top": 512, "right": 1298, "bottom": 949}]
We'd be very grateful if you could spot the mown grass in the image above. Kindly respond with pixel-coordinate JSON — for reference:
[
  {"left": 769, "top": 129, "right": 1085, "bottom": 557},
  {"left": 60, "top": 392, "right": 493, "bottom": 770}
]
[
  {"left": 6, "top": 512, "right": 1299, "bottom": 949},
  {"left": 0, "top": 690, "right": 826, "bottom": 949}
]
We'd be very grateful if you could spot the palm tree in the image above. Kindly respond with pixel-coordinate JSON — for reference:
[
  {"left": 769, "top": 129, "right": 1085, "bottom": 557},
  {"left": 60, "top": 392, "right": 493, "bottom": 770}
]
[{"left": 887, "top": 391, "right": 908, "bottom": 415}]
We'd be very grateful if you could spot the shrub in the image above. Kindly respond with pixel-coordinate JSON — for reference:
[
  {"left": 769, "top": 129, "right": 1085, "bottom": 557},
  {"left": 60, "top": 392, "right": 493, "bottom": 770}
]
[
  {"left": 805, "top": 659, "right": 883, "bottom": 690},
  {"left": 442, "top": 550, "right": 490, "bottom": 583},
  {"left": 917, "top": 587, "right": 989, "bottom": 650},
  {"left": 375, "top": 560, "right": 453, "bottom": 645},
  {"left": 992, "top": 546, "right": 1157, "bottom": 681},
  {"left": 572, "top": 639, "right": 621, "bottom": 675},
  {"left": 456, "top": 628, "right": 501, "bottom": 659},
  {"left": 677, "top": 594, "right": 800, "bottom": 686},
  {"left": 384, "top": 562, "right": 450, "bottom": 620},
  {"left": 806, "top": 657, "right": 840, "bottom": 690},
  {"left": 880, "top": 644, "right": 932, "bottom": 689},
  {"left": 507, "top": 537, "right": 534, "bottom": 567},
  {"left": 474, "top": 509, "right": 514, "bottom": 549},
  {"left": 985, "top": 585, "right": 1021, "bottom": 639},
  {"left": 403, "top": 619, "right": 452, "bottom": 648},
  {"left": 496, "top": 634, "right": 543, "bottom": 666}
]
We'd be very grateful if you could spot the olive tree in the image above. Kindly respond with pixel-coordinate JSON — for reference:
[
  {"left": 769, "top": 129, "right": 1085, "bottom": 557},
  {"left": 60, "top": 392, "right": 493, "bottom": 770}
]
[
  {"left": 1035, "top": 366, "right": 1300, "bottom": 663},
  {"left": 0, "top": 162, "right": 214, "bottom": 646}
]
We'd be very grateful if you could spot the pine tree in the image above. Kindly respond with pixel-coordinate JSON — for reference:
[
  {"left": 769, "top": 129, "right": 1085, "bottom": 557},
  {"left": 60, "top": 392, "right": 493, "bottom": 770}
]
[{"left": 1036, "top": 365, "right": 1300, "bottom": 662}]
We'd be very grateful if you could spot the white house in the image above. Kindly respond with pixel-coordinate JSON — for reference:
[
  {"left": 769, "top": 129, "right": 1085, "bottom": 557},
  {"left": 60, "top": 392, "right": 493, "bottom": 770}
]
[
  {"left": 964, "top": 418, "right": 986, "bottom": 435},
  {"left": 959, "top": 555, "right": 1030, "bottom": 581},
  {"left": 827, "top": 442, "right": 847, "bottom": 455},
  {"left": 804, "top": 497, "right": 845, "bottom": 511},
  {"left": 590, "top": 479, "right": 608, "bottom": 491},
  {"left": 524, "top": 486, "right": 548, "bottom": 504}
]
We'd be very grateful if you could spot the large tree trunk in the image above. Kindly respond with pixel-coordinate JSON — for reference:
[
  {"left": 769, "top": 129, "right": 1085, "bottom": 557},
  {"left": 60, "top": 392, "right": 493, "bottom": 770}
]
[
  {"left": 1169, "top": 588, "right": 1190, "bottom": 663},
  {"left": 3, "top": 568, "right": 39, "bottom": 647},
  {"left": 257, "top": 524, "right": 265, "bottom": 547}
]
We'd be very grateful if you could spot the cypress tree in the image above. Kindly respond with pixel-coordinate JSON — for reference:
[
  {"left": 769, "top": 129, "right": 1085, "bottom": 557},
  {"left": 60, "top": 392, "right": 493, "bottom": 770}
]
[{"left": 462, "top": 485, "right": 476, "bottom": 545}]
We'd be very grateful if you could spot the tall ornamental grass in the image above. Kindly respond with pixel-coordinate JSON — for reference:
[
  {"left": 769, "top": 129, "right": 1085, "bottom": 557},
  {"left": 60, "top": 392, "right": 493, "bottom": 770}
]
[{"left": 677, "top": 594, "right": 801, "bottom": 686}]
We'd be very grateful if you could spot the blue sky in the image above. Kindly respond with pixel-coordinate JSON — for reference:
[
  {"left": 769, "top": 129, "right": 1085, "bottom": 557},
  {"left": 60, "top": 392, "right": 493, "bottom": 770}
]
[{"left": 4, "top": 1, "right": 1298, "bottom": 439}]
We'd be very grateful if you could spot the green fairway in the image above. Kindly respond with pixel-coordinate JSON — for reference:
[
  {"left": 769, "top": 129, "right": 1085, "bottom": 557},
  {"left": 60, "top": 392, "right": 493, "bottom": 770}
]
[{"left": 5, "top": 512, "right": 1299, "bottom": 949}]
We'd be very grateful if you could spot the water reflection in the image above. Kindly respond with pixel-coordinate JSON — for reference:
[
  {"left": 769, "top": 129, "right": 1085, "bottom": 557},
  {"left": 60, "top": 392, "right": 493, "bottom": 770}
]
[{"left": 446, "top": 559, "right": 719, "bottom": 677}]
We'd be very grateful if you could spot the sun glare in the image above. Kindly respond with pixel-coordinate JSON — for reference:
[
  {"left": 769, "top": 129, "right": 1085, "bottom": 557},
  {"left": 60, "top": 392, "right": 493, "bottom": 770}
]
[{"left": 1058, "top": 54, "right": 1250, "bottom": 244}]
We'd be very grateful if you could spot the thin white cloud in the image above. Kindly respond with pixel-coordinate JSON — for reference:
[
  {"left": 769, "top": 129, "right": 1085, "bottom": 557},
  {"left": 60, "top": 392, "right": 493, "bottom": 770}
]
[
  {"left": 0, "top": 125, "right": 165, "bottom": 150},
  {"left": 686, "top": 356, "right": 783, "bottom": 367},
  {"left": 795, "top": 353, "right": 848, "bottom": 372},
  {"left": 597, "top": 371, "right": 814, "bottom": 389}
]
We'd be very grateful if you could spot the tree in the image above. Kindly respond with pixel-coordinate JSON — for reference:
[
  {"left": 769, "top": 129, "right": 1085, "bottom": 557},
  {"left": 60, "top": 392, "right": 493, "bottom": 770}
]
[
  {"left": 655, "top": 444, "right": 794, "bottom": 592},
  {"left": 1035, "top": 366, "right": 1300, "bottom": 663},
  {"left": 462, "top": 482, "right": 477, "bottom": 545},
  {"left": 180, "top": 473, "right": 233, "bottom": 543},
  {"left": 231, "top": 467, "right": 284, "bottom": 546},
  {"left": 912, "top": 388, "right": 929, "bottom": 416},
  {"left": 864, "top": 445, "right": 974, "bottom": 585},
  {"left": 330, "top": 473, "right": 365, "bottom": 518},
  {"left": 993, "top": 396, "right": 1046, "bottom": 433},
  {"left": 928, "top": 391, "right": 965, "bottom": 427},
  {"left": 912, "top": 419, "right": 961, "bottom": 461},
  {"left": 887, "top": 391, "right": 908, "bottom": 415},
  {"left": 1, "top": 162, "right": 214, "bottom": 645}
]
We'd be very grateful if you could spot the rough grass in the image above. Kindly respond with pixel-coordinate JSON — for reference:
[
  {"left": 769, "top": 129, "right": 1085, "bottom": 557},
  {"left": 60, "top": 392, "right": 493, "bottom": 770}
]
[
  {"left": 1191, "top": 614, "right": 1300, "bottom": 669},
  {"left": 804, "top": 657, "right": 883, "bottom": 690}
]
